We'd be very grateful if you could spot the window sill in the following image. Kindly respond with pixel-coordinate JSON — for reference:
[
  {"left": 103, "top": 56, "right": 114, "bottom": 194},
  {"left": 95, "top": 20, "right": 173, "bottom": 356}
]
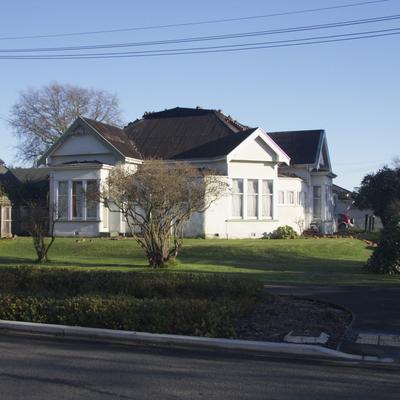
[
  {"left": 226, "top": 219, "right": 278, "bottom": 222},
  {"left": 57, "top": 219, "right": 102, "bottom": 223}
]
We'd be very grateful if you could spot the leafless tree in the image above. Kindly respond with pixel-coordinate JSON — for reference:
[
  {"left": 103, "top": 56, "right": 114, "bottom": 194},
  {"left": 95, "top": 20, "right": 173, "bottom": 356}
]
[
  {"left": 9, "top": 82, "right": 122, "bottom": 164},
  {"left": 102, "top": 160, "right": 228, "bottom": 268},
  {"left": 25, "top": 200, "right": 57, "bottom": 263}
]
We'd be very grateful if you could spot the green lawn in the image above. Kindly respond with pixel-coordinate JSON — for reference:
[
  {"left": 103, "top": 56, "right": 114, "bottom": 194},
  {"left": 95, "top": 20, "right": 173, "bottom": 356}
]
[{"left": 0, "top": 237, "right": 399, "bottom": 285}]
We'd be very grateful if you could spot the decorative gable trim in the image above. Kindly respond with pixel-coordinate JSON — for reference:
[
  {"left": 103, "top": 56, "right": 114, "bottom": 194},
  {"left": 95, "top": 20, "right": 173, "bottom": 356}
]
[
  {"left": 227, "top": 128, "right": 290, "bottom": 164},
  {"left": 37, "top": 117, "right": 126, "bottom": 166}
]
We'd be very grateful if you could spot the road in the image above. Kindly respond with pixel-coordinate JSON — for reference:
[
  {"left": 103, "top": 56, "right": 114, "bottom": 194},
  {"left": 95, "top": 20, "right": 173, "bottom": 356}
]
[{"left": 0, "top": 334, "right": 399, "bottom": 399}]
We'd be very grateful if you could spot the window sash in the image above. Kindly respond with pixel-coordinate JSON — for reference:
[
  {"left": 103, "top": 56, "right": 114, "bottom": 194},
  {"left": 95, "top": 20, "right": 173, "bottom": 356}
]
[
  {"left": 86, "top": 180, "right": 99, "bottom": 219},
  {"left": 313, "top": 186, "right": 322, "bottom": 219},
  {"left": 262, "top": 180, "right": 273, "bottom": 218},
  {"left": 57, "top": 181, "right": 68, "bottom": 219},
  {"left": 72, "top": 181, "right": 84, "bottom": 219},
  {"left": 232, "top": 179, "right": 243, "bottom": 218},
  {"left": 247, "top": 180, "right": 258, "bottom": 218}
]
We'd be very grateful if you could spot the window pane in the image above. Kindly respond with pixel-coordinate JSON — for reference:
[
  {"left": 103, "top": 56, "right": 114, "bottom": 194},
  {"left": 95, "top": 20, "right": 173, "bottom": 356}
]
[
  {"left": 57, "top": 181, "right": 68, "bottom": 219},
  {"left": 278, "top": 191, "right": 285, "bottom": 204},
  {"left": 72, "top": 181, "right": 83, "bottom": 218},
  {"left": 313, "top": 186, "right": 321, "bottom": 219},
  {"left": 262, "top": 196, "right": 272, "bottom": 218},
  {"left": 262, "top": 180, "right": 273, "bottom": 195},
  {"left": 232, "top": 179, "right": 243, "bottom": 193},
  {"left": 247, "top": 180, "right": 258, "bottom": 217},
  {"left": 247, "top": 194, "right": 257, "bottom": 217},
  {"left": 232, "top": 194, "right": 243, "bottom": 217},
  {"left": 287, "top": 191, "right": 295, "bottom": 205},
  {"left": 86, "top": 180, "right": 99, "bottom": 219},
  {"left": 247, "top": 179, "right": 258, "bottom": 194}
]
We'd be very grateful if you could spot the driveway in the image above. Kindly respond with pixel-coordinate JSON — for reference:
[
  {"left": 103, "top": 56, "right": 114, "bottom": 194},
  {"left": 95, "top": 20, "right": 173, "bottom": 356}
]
[{"left": 265, "top": 284, "right": 400, "bottom": 360}]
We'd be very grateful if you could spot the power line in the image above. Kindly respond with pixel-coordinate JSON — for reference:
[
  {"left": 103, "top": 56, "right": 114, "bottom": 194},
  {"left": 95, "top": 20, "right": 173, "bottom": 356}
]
[
  {"left": 0, "top": 28, "right": 398, "bottom": 60},
  {"left": 0, "top": 0, "right": 391, "bottom": 41},
  {"left": 1, "top": 14, "right": 399, "bottom": 54}
]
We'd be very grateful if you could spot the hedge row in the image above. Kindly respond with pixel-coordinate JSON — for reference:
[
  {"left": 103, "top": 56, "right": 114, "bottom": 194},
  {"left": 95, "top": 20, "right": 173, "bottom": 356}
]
[
  {"left": 0, "top": 266, "right": 262, "bottom": 300},
  {"left": 0, "top": 294, "right": 257, "bottom": 337}
]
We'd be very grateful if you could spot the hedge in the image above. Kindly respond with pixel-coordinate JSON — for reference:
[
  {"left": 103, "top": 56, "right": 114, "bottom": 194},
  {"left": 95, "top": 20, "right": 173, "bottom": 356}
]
[
  {"left": 0, "top": 294, "right": 257, "bottom": 337},
  {"left": 0, "top": 266, "right": 262, "bottom": 300}
]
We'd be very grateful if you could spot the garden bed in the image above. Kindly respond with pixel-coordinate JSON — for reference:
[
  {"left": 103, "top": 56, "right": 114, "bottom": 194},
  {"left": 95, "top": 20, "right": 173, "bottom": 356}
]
[{"left": 0, "top": 267, "right": 351, "bottom": 347}]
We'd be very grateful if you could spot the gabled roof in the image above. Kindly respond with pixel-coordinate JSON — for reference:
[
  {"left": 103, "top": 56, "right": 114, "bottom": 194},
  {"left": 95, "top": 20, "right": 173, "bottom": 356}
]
[
  {"left": 267, "top": 130, "right": 323, "bottom": 165},
  {"left": 81, "top": 118, "right": 141, "bottom": 159},
  {"left": 124, "top": 107, "right": 252, "bottom": 160}
]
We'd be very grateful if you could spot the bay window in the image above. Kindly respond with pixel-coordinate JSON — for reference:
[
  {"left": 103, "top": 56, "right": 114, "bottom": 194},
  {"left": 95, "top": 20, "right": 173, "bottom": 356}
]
[
  {"left": 57, "top": 179, "right": 99, "bottom": 221},
  {"left": 231, "top": 178, "right": 274, "bottom": 219}
]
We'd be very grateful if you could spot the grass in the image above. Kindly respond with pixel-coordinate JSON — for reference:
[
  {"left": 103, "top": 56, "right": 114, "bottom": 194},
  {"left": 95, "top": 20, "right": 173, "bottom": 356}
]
[{"left": 0, "top": 236, "right": 399, "bottom": 286}]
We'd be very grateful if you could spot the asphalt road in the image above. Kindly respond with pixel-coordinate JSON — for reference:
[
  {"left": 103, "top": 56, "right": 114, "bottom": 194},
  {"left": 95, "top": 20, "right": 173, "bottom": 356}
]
[{"left": 0, "top": 334, "right": 399, "bottom": 400}]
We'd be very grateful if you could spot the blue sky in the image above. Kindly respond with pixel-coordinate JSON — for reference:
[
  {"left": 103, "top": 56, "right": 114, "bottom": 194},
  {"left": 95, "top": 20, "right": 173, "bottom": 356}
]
[{"left": 0, "top": 0, "right": 399, "bottom": 189}]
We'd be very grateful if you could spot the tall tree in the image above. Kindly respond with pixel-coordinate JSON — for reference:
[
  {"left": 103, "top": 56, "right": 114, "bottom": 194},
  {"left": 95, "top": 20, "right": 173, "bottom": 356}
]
[
  {"left": 354, "top": 166, "right": 400, "bottom": 227},
  {"left": 9, "top": 83, "right": 122, "bottom": 164},
  {"left": 103, "top": 160, "right": 228, "bottom": 268}
]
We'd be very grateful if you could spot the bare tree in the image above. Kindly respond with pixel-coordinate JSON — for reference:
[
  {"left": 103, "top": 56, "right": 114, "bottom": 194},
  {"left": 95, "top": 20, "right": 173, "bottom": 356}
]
[
  {"left": 103, "top": 160, "right": 228, "bottom": 268},
  {"left": 25, "top": 199, "right": 57, "bottom": 263},
  {"left": 9, "top": 82, "right": 123, "bottom": 164},
  {"left": 4, "top": 175, "right": 56, "bottom": 263}
]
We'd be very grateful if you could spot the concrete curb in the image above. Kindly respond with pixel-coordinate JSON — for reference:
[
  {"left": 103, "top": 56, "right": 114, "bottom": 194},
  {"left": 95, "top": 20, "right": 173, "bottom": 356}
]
[{"left": 0, "top": 319, "right": 393, "bottom": 363}]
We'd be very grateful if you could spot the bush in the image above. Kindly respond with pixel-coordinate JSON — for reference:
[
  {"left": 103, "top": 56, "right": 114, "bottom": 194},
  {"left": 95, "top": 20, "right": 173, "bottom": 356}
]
[
  {"left": 365, "top": 217, "right": 400, "bottom": 274},
  {"left": 0, "top": 267, "right": 265, "bottom": 337},
  {"left": 0, "top": 267, "right": 263, "bottom": 300},
  {"left": 0, "top": 294, "right": 258, "bottom": 337},
  {"left": 266, "top": 225, "right": 299, "bottom": 240}
]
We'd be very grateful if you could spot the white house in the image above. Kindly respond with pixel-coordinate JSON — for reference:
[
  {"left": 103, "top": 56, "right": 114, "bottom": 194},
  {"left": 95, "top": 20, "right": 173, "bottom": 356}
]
[{"left": 38, "top": 107, "right": 337, "bottom": 238}]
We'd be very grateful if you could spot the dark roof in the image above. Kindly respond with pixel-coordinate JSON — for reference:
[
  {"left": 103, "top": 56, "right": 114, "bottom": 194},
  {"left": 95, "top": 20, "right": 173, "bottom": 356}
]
[
  {"left": 9, "top": 168, "right": 49, "bottom": 183},
  {"left": 173, "top": 128, "right": 256, "bottom": 159},
  {"left": 82, "top": 117, "right": 141, "bottom": 159},
  {"left": 267, "top": 130, "right": 323, "bottom": 165},
  {"left": 123, "top": 107, "right": 252, "bottom": 159}
]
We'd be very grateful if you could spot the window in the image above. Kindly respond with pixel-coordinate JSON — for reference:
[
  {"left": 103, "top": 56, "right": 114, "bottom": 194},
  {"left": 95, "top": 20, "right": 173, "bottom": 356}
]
[
  {"left": 287, "top": 191, "right": 295, "bottom": 205},
  {"left": 298, "top": 191, "right": 306, "bottom": 206},
  {"left": 1, "top": 206, "right": 12, "bottom": 236},
  {"left": 247, "top": 179, "right": 258, "bottom": 218},
  {"left": 262, "top": 180, "right": 273, "bottom": 218},
  {"left": 278, "top": 191, "right": 285, "bottom": 204},
  {"left": 313, "top": 186, "right": 322, "bottom": 219},
  {"left": 57, "top": 181, "right": 68, "bottom": 219},
  {"left": 232, "top": 179, "right": 243, "bottom": 218},
  {"left": 86, "top": 180, "right": 99, "bottom": 219},
  {"left": 72, "top": 181, "right": 84, "bottom": 218}
]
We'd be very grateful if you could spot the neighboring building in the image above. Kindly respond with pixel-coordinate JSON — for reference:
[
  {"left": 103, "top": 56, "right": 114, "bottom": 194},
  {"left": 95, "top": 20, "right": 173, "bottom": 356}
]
[
  {"left": 0, "top": 161, "right": 49, "bottom": 236},
  {"left": 333, "top": 184, "right": 382, "bottom": 231},
  {"left": 37, "top": 107, "right": 337, "bottom": 238}
]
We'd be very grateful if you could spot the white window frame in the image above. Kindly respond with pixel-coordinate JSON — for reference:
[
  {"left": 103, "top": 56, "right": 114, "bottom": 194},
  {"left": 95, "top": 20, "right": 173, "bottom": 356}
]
[
  {"left": 231, "top": 178, "right": 275, "bottom": 220},
  {"left": 231, "top": 178, "right": 244, "bottom": 219}
]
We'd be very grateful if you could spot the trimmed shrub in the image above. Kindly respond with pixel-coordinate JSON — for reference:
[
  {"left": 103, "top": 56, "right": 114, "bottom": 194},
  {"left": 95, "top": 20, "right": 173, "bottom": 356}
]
[
  {"left": 267, "top": 226, "right": 299, "bottom": 240},
  {"left": 365, "top": 217, "right": 400, "bottom": 274},
  {"left": 0, "top": 294, "right": 258, "bottom": 337},
  {"left": 0, "top": 267, "right": 262, "bottom": 300}
]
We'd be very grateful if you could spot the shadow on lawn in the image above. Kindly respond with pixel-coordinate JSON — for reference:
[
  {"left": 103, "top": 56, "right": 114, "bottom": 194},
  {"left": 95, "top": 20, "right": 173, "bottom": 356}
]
[{"left": 178, "top": 245, "right": 366, "bottom": 272}]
